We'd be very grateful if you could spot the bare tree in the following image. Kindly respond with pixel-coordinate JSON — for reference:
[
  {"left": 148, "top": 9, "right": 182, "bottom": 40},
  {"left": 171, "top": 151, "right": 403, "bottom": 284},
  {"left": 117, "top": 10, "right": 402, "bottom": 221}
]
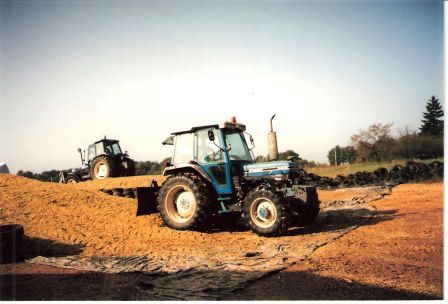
[{"left": 351, "top": 123, "right": 394, "bottom": 164}]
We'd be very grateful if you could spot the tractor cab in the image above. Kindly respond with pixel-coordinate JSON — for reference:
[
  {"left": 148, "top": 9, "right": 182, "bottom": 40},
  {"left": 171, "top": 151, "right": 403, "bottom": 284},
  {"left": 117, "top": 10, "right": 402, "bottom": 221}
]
[
  {"left": 86, "top": 139, "right": 124, "bottom": 163},
  {"left": 162, "top": 119, "right": 301, "bottom": 200},
  {"left": 163, "top": 120, "right": 254, "bottom": 199}
]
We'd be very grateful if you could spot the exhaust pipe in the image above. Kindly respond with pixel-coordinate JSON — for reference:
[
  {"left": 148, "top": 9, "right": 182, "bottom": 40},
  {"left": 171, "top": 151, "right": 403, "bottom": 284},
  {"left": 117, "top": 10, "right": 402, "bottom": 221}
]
[
  {"left": 77, "top": 148, "right": 85, "bottom": 165},
  {"left": 268, "top": 114, "right": 278, "bottom": 161}
]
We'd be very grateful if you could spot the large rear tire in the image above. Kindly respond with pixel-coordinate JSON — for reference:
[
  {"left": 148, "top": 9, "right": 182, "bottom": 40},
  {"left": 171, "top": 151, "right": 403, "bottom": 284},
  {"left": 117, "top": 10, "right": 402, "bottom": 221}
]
[
  {"left": 158, "top": 174, "right": 212, "bottom": 230},
  {"left": 243, "top": 186, "right": 290, "bottom": 237},
  {"left": 90, "top": 155, "right": 118, "bottom": 180}
]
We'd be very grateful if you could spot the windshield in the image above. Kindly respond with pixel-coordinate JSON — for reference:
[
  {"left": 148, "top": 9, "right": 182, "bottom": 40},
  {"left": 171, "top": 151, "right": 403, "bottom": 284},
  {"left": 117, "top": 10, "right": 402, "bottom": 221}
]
[
  {"left": 104, "top": 141, "right": 122, "bottom": 155},
  {"left": 224, "top": 131, "right": 253, "bottom": 161}
]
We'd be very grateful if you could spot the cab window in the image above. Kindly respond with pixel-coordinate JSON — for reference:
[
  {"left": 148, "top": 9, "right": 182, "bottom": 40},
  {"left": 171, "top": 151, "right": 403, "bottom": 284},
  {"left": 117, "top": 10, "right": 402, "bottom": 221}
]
[
  {"left": 88, "top": 145, "right": 96, "bottom": 160},
  {"left": 173, "top": 133, "right": 194, "bottom": 164},
  {"left": 196, "top": 129, "right": 222, "bottom": 163},
  {"left": 224, "top": 131, "right": 252, "bottom": 161},
  {"left": 95, "top": 143, "right": 105, "bottom": 155}
]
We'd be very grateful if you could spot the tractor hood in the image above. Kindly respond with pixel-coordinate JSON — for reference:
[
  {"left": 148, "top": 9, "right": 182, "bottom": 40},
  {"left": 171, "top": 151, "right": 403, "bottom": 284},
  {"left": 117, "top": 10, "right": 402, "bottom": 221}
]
[{"left": 243, "top": 161, "right": 300, "bottom": 181}]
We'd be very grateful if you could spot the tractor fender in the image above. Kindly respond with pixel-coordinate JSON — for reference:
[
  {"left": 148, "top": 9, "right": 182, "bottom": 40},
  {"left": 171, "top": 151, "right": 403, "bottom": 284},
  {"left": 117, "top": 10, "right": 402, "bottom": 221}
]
[
  {"left": 163, "top": 164, "right": 213, "bottom": 184},
  {"left": 67, "top": 172, "right": 83, "bottom": 182},
  {"left": 67, "top": 172, "right": 81, "bottom": 179},
  {"left": 59, "top": 171, "right": 82, "bottom": 183}
]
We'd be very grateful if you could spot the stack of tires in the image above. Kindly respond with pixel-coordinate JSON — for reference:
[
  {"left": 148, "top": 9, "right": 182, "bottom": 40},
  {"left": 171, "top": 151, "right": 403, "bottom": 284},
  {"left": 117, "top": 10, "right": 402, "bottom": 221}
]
[
  {"left": 101, "top": 187, "right": 138, "bottom": 198},
  {"left": 294, "top": 160, "right": 444, "bottom": 189}
]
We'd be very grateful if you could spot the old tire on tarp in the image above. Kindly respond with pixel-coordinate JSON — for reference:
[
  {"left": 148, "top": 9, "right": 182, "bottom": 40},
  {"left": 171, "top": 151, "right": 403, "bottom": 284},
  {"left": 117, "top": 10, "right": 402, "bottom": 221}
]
[
  {"left": 0, "top": 224, "right": 25, "bottom": 264},
  {"left": 101, "top": 189, "right": 113, "bottom": 195},
  {"left": 112, "top": 188, "right": 124, "bottom": 197},
  {"left": 122, "top": 188, "right": 135, "bottom": 199}
]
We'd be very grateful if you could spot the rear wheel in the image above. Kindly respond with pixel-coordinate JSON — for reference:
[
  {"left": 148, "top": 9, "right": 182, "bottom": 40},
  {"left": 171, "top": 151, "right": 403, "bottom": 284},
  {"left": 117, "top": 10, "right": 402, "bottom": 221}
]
[
  {"left": 158, "top": 174, "right": 212, "bottom": 230},
  {"left": 243, "top": 186, "right": 290, "bottom": 237},
  {"left": 90, "top": 155, "right": 118, "bottom": 179}
]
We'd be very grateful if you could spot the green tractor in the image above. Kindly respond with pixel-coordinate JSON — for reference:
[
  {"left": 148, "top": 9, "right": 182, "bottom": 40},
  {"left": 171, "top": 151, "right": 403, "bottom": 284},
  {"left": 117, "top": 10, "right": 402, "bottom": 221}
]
[
  {"left": 139, "top": 116, "right": 320, "bottom": 237},
  {"left": 60, "top": 137, "right": 136, "bottom": 183}
]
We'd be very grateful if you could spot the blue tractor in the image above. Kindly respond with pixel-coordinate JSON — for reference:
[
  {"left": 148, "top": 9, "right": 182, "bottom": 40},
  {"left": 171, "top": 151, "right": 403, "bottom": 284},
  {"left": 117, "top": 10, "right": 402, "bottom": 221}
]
[{"left": 148, "top": 117, "right": 320, "bottom": 237}]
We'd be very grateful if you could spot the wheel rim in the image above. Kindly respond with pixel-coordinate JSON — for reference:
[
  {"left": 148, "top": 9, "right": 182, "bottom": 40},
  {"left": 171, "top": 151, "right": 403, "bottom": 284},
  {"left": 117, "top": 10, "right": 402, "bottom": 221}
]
[
  {"left": 165, "top": 185, "right": 196, "bottom": 223},
  {"left": 250, "top": 198, "right": 277, "bottom": 229},
  {"left": 94, "top": 162, "right": 108, "bottom": 179},
  {"left": 67, "top": 178, "right": 77, "bottom": 184}
]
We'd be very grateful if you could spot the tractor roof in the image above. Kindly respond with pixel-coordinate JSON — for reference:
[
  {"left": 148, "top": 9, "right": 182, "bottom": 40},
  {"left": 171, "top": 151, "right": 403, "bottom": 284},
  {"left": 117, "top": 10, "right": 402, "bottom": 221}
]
[
  {"left": 171, "top": 124, "right": 219, "bottom": 135},
  {"left": 94, "top": 138, "right": 119, "bottom": 144},
  {"left": 171, "top": 122, "right": 246, "bottom": 135}
]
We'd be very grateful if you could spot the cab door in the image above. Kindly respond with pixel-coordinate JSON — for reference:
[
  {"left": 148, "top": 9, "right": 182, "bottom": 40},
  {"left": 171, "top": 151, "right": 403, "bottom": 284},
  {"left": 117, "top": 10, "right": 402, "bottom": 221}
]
[
  {"left": 87, "top": 144, "right": 96, "bottom": 165},
  {"left": 195, "top": 129, "right": 232, "bottom": 197}
]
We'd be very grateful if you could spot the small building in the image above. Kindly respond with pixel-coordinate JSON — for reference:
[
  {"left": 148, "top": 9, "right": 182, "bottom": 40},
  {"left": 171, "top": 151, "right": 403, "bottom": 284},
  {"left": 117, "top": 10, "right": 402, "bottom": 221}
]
[{"left": 0, "top": 163, "right": 10, "bottom": 174}]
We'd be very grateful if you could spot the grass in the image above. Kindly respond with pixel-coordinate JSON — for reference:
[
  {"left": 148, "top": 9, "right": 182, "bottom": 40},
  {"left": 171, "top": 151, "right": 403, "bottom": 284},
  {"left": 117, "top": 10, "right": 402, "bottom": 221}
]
[{"left": 306, "top": 158, "right": 443, "bottom": 178}]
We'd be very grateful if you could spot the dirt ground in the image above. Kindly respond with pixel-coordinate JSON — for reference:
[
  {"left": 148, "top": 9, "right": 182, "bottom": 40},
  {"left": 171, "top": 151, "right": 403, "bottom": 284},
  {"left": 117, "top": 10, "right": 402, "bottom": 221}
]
[
  {"left": 226, "top": 182, "right": 443, "bottom": 300},
  {"left": 0, "top": 175, "right": 443, "bottom": 300}
]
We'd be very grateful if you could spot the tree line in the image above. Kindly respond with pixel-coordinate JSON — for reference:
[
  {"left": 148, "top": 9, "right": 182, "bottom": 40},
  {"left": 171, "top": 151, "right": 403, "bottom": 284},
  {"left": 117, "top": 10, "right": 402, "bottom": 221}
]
[{"left": 327, "top": 96, "right": 443, "bottom": 164}]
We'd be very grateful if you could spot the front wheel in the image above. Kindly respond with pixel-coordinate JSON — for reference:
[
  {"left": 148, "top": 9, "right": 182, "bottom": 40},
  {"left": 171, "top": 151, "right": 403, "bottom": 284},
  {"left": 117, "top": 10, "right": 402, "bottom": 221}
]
[
  {"left": 243, "top": 186, "right": 290, "bottom": 237},
  {"left": 66, "top": 174, "right": 80, "bottom": 184}
]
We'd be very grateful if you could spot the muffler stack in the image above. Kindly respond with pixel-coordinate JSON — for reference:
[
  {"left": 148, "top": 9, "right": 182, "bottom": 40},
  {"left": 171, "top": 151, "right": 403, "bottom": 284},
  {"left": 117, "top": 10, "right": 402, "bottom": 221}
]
[{"left": 268, "top": 114, "right": 279, "bottom": 161}]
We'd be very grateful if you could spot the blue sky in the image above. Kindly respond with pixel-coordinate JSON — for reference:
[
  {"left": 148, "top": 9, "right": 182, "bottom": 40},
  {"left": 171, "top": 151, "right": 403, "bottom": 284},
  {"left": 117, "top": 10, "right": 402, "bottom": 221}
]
[{"left": 0, "top": 0, "right": 443, "bottom": 172}]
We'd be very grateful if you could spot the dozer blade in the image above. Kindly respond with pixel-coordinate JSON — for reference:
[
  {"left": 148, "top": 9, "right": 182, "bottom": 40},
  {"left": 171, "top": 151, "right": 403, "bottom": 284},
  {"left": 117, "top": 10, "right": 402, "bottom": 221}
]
[{"left": 136, "top": 182, "right": 160, "bottom": 216}]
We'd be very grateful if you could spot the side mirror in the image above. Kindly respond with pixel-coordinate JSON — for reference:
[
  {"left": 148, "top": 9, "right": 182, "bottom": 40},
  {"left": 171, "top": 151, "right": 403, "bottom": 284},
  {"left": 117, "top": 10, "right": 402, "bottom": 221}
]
[
  {"left": 208, "top": 130, "right": 215, "bottom": 141},
  {"left": 77, "top": 148, "right": 82, "bottom": 154},
  {"left": 245, "top": 132, "right": 255, "bottom": 150}
]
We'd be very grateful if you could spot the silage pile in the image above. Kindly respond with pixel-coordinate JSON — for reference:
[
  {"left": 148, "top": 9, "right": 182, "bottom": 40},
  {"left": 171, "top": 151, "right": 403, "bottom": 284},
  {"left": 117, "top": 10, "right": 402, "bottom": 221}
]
[
  {"left": 0, "top": 174, "right": 390, "bottom": 299},
  {"left": 0, "top": 174, "right": 265, "bottom": 259}
]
